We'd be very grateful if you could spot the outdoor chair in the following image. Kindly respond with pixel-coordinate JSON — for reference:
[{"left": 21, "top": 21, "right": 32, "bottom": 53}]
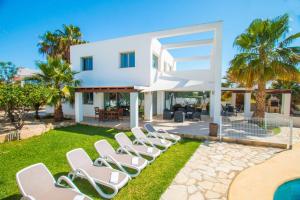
[
  {"left": 131, "top": 127, "right": 172, "bottom": 152},
  {"left": 118, "top": 108, "right": 124, "bottom": 120},
  {"left": 98, "top": 109, "right": 105, "bottom": 121},
  {"left": 94, "top": 140, "right": 148, "bottom": 177},
  {"left": 115, "top": 132, "right": 161, "bottom": 163},
  {"left": 174, "top": 111, "right": 185, "bottom": 122},
  {"left": 66, "top": 148, "right": 130, "bottom": 199},
  {"left": 163, "top": 109, "right": 174, "bottom": 120},
  {"left": 144, "top": 123, "right": 181, "bottom": 144},
  {"left": 94, "top": 107, "right": 100, "bottom": 119},
  {"left": 192, "top": 111, "right": 202, "bottom": 120},
  {"left": 16, "top": 163, "right": 92, "bottom": 200}
]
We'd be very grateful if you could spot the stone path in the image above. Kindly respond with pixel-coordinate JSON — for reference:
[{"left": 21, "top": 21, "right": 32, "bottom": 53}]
[{"left": 161, "top": 141, "right": 282, "bottom": 200}]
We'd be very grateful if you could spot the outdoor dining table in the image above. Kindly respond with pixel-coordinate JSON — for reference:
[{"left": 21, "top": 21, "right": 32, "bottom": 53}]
[{"left": 98, "top": 109, "right": 120, "bottom": 121}]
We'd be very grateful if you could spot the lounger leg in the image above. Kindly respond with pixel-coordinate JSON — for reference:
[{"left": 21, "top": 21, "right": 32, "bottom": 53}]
[
  {"left": 74, "top": 169, "right": 119, "bottom": 199},
  {"left": 105, "top": 155, "right": 140, "bottom": 178}
]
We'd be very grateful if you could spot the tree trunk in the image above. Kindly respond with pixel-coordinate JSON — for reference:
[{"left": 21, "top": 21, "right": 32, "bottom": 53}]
[
  {"left": 34, "top": 105, "right": 40, "bottom": 120},
  {"left": 253, "top": 81, "right": 266, "bottom": 118},
  {"left": 54, "top": 99, "right": 64, "bottom": 122}
]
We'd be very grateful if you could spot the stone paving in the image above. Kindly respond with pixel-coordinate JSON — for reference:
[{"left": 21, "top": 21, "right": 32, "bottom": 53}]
[{"left": 160, "top": 141, "right": 282, "bottom": 200}]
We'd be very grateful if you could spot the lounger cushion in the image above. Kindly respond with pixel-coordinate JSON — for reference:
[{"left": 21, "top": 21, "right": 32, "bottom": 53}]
[
  {"left": 110, "top": 154, "right": 147, "bottom": 169},
  {"left": 83, "top": 166, "right": 128, "bottom": 187},
  {"left": 157, "top": 132, "right": 181, "bottom": 141},
  {"left": 16, "top": 163, "right": 90, "bottom": 200},
  {"left": 146, "top": 137, "right": 172, "bottom": 148},
  {"left": 41, "top": 188, "right": 90, "bottom": 200},
  {"left": 131, "top": 145, "right": 161, "bottom": 157}
]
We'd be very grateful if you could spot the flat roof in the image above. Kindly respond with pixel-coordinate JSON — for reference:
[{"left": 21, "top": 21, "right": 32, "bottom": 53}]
[
  {"left": 75, "top": 86, "right": 141, "bottom": 93},
  {"left": 222, "top": 88, "right": 292, "bottom": 94}
]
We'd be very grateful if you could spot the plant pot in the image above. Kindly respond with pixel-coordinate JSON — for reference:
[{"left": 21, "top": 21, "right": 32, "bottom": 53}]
[{"left": 209, "top": 123, "right": 218, "bottom": 137}]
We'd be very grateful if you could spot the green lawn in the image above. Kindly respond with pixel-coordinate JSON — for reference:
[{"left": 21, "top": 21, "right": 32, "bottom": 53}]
[{"left": 0, "top": 124, "right": 200, "bottom": 200}]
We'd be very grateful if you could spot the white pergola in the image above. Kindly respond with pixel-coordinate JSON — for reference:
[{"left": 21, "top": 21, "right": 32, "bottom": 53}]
[{"left": 142, "top": 22, "right": 223, "bottom": 126}]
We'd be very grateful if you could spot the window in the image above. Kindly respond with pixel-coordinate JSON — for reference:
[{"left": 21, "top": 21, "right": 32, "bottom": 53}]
[
  {"left": 152, "top": 54, "right": 159, "bottom": 69},
  {"left": 164, "top": 62, "right": 172, "bottom": 72},
  {"left": 164, "top": 62, "right": 169, "bottom": 71},
  {"left": 120, "top": 52, "right": 135, "bottom": 68},
  {"left": 81, "top": 57, "right": 93, "bottom": 71},
  {"left": 83, "top": 93, "right": 93, "bottom": 104}
]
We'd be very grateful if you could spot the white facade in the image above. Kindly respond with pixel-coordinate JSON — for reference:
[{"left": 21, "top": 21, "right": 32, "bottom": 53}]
[{"left": 46, "top": 22, "right": 223, "bottom": 127}]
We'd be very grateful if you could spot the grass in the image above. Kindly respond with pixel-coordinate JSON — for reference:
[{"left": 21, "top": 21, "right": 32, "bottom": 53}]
[{"left": 0, "top": 124, "right": 200, "bottom": 200}]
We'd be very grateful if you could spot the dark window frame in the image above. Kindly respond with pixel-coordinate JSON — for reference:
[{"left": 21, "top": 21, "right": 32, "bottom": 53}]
[
  {"left": 83, "top": 92, "right": 94, "bottom": 105},
  {"left": 120, "top": 52, "right": 135, "bottom": 68},
  {"left": 152, "top": 54, "right": 159, "bottom": 69},
  {"left": 81, "top": 56, "right": 93, "bottom": 71}
]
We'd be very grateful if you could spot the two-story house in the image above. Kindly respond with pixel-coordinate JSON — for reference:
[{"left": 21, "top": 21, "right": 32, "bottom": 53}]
[{"left": 46, "top": 21, "right": 223, "bottom": 128}]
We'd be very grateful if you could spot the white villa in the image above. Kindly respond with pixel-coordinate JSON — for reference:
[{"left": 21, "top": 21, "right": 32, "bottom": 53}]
[
  {"left": 62, "top": 21, "right": 222, "bottom": 128},
  {"left": 45, "top": 22, "right": 223, "bottom": 128}
]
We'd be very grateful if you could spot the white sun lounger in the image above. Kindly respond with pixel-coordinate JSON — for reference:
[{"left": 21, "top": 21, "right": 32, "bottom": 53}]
[
  {"left": 144, "top": 123, "right": 181, "bottom": 144},
  {"left": 94, "top": 140, "right": 148, "bottom": 177},
  {"left": 66, "top": 148, "right": 130, "bottom": 199},
  {"left": 16, "top": 163, "right": 92, "bottom": 200},
  {"left": 131, "top": 127, "right": 172, "bottom": 152},
  {"left": 115, "top": 132, "right": 161, "bottom": 163}
]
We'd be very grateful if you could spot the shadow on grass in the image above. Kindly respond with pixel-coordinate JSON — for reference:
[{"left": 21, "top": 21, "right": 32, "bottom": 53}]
[
  {"left": 55, "top": 124, "right": 125, "bottom": 140},
  {"left": 2, "top": 194, "right": 21, "bottom": 200},
  {"left": 53, "top": 171, "right": 123, "bottom": 200}
]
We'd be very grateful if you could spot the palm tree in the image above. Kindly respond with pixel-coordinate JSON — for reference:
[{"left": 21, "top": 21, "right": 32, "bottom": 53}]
[
  {"left": 33, "top": 57, "right": 80, "bottom": 121},
  {"left": 227, "top": 14, "right": 300, "bottom": 118},
  {"left": 38, "top": 24, "right": 86, "bottom": 63}
]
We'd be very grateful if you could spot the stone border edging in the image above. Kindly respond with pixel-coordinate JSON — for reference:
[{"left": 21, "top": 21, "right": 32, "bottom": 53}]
[
  {"left": 173, "top": 133, "right": 287, "bottom": 149},
  {"left": 0, "top": 121, "right": 76, "bottom": 143},
  {"left": 227, "top": 143, "right": 300, "bottom": 200}
]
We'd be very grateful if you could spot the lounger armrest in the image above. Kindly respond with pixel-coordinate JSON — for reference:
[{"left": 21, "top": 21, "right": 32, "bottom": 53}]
[
  {"left": 158, "top": 129, "right": 168, "bottom": 134},
  {"left": 94, "top": 157, "right": 113, "bottom": 168},
  {"left": 104, "top": 155, "right": 131, "bottom": 178},
  {"left": 124, "top": 145, "right": 141, "bottom": 157},
  {"left": 117, "top": 147, "right": 132, "bottom": 156},
  {"left": 158, "top": 129, "right": 176, "bottom": 139},
  {"left": 149, "top": 132, "right": 165, "bottom": 140},
  {"left": 133, "top": 139, "right": 148, "bottom": 147},
  {"left": 141, "top": 137, "right": 155, "bottom": 147},
  {"left": 21, "top": 195, "right": 35, "bottom": 200},
  {"left": 154, "top": 131, "right": 167, "bottom": 140},
  {"left": 57, "top": 175, "right": 80, "bottom": 192},
  {"left": 76, "top": 168, "right": 119, "bottom": 197}
]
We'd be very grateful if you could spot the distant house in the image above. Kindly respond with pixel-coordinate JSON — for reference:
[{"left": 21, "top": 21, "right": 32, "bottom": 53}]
[
  {"left": 46, "top": 22, "right": 223, "bottom": 128},
  {"left": 13, "top": 67, "right": 38, "bottom": 84}
]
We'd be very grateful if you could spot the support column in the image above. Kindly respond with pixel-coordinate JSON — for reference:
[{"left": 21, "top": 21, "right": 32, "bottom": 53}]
[
  {"left": 210, "top": 22, "right": 222, "bottom": 124},
  {"left": 209, "top": 91, "right": 215, "bottom": 118},
  {"left": 130, "top": 92, "right": 139, "bottom": 128},
  {"left": 157, "top": 91, "right": 165, "bottom": 115},
  {"left": 281, "top": 93, "right": 291, "bottom": 116},
  {"left": 144, "top": 92, "right": 153, "bottom": 121},
  {"left": 244, "top": 93, "right": 251, "bottom": 118},
  {"left": 94, "top": 92, "right": 104, "bottom": 109},
  {"left": 75, "top": 92, "right": 83, "bottom": 123},
  {"left": 231, "top": 93, "right": 236, "bottom": 107}
]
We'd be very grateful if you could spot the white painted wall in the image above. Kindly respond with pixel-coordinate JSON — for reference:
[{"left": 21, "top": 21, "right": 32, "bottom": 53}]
[
  {"left": 47, "top": 23, "right": 223, "bottom": 122},
  {"left": 157, "top": 91, "right": 165, "bottom": 115},
  {"left": 281, "top": 93, "right": 291, "bottom": 116},
  {"left": 45, "top": 92, "right": 105, "bottom": 118},
  {"left": 151, "top": 38, "right": 175, "bottom": 84},
  {"left": 71, "top": 35, "right": 153, "bottom": 87},
  {"left": 144, "top": 92, "right": 153, "bottom": 121}
]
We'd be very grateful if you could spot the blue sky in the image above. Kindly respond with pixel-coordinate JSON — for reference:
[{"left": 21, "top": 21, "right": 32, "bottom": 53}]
[{"left": 0, "top": 0, "right": 299, "bottom": 75}]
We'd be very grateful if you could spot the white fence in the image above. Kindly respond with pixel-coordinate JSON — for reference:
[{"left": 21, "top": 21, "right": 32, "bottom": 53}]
[{"left": 220, "top": 116, "right": 293, "bottom": 148}]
